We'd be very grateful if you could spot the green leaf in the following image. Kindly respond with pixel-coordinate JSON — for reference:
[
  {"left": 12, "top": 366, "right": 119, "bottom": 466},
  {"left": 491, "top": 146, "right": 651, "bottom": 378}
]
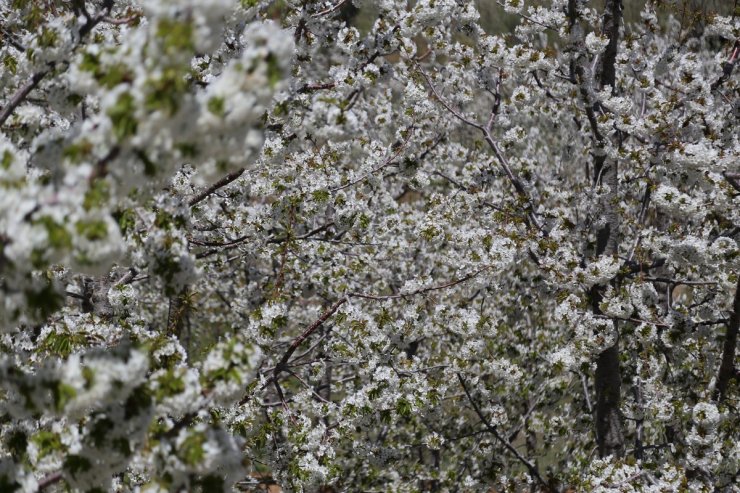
[
  {"left": 108, "top": 93, "right": 138, "bottom": 139},
  {"left": 1, "top": 150, "right": 13, "bottom": 170},
  {"left": 75, "top": 219, "right": 108, "bottom": 241},
  {"left": 154, "top": 369, "right": 186, "bottom": 401},
  {"left": 2, "top": 54, "right": 17, "bottom": 75},
  {"left": 34, "top": 216, "right": 72, "bottom": 249},
  {"left": 145, "top": 67, "right": 187, "bottom": 115},
  {"left": 156, "top": 19, "right": 194, "bottom": 53},
  {"left": 178, "top": 432, "right": 206, "bottom": 466},
  {"left": 31, "top": 431, "right": 63, "bottom": 459},
  {"left": 265, "top": 53, "right": 282, "bottom": 88},
  {"left": 83, "top": 180, "right": 110, "bottom": 211},
  {"left": 207, "top": 96, "right": 225, "bottom": 116}
]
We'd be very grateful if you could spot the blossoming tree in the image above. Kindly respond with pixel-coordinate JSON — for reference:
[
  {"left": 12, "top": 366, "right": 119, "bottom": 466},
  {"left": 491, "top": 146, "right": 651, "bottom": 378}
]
[{"left": 0, "top": 0, "right": 738, "bottom": 491}]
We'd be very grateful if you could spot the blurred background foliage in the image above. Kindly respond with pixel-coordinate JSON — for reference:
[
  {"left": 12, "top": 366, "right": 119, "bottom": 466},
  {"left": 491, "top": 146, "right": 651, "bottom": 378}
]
[{"left": 345, "top": 0, "right": 736, "bottom": 39}]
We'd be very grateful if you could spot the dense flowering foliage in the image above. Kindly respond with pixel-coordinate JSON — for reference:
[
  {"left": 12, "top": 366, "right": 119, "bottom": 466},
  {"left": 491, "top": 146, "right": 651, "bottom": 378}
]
[{"left": 0, "top": 0, "right": 738, "bottom": 491}]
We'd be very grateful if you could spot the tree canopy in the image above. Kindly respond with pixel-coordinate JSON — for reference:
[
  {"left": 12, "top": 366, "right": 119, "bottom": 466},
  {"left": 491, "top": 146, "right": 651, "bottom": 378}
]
[{"left": 0, "top": 0, "right": 738, "bottom": 491}]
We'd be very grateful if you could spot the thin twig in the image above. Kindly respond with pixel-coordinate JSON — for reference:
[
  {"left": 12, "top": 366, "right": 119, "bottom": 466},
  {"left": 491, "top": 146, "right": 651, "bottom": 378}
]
[
  {"left": 715, "top": 276, "right": 740, "bottom": 402},
  {"left": 642, "top": 277, "right": 717, "bottom": 286},
  {"left": 273, "top": 298, "right": 348, "bottom": 377},
  {"left": 1, "top": 27, "right": 26, "bottom": 52},
  {"left": 457, "top": 373, "right": 551, "bottom": 491},
  {"left": 313, "top": 0, "right": 349, "bottom": 17},
  {"left": 1, "top": 7, "right": 111, "bottom": 127},
  {"left": 266, "top": 270, "right": 484, "bottom": 395},
  {"left": 711, "top": 40, "right": 739, "bottom": 92},
  {"left": 348, "top": 269, "right": 483, "bottom": 301},
  {"left": 331, "top": 128, "right": 415, "bottom": 192},
  {"left": 416, "top": 66, "right": 545, "bottom": 234},
  {"left": 102, "top": 14, "right": 140, "bottom": 25}
]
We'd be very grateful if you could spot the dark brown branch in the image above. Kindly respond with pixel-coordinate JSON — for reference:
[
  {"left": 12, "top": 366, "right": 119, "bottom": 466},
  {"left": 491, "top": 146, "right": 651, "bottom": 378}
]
[
  {"left": 723, "top": 171, "right": 740, "bottom": 192},
  {"left": 298, "top": 82, "right": 337, "bottom": 93},
  {"left": 597, "top": 0, "right": 622, "bottom": 90},
  {"left": 102, "top": 14, "right": 141, "bottom": 25},
  {"left": 416, "top": 66, "right": 545, "bottom": 234},
  {"left": 89, "top": 146, "right": 120, "bottom": 182},
  {"left": 188, "top": 168, "right": 245, "bottom": 207},
  {"left": 457, "top": 373, "right": 552, "bottom": 491},
  {"left": 1, "top": 27, "right": 26, "bottom": 52},
  {"left": 37, "top": 471, "right": 63, "bottom": 491},
  {"left": 65, "top": 291, "right": 87, "bottom": 301},
  {"left": 114, "top": 267, "right": 138, "bottom": 286},
  {"left": 0, "top": 70, "right": 48, "bottom": 126},
  {"left": 348, "top": 269, "right": 483, "bottom": 301},
  {"left": 331, "top": 126, "right": 415, "bottom": 192},
  {"left": 191, "top": 235, "right": 249, "bottom": 248},
  {"left": 312, "top": 0, "right": 350, "bottom": 17},
  {"left": 642, "top": 277, "right": 717, "bottom": 287},
  {"left": 711, "top": 41, "right": 739, "bottom": 92},
  {"left": 0, "top": 6, "right": 111, "bottom": 127},
  {"left": 591, "top": 0, "right": 625, "bottom": 460},
  {"left": 266, "top": 221, "right": 336, "bottom": 244},
  {"left": 268, "top": 270, "right": 483, "bottom": 391},
  {"left": 273, "top": 298, "right": 347, "bottom": 376}
]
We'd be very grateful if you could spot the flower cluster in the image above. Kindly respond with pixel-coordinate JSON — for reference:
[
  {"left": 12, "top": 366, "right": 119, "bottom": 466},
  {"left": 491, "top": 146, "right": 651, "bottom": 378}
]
[{"left": 0, "top": 0, "right": 738, "bottom": 491}]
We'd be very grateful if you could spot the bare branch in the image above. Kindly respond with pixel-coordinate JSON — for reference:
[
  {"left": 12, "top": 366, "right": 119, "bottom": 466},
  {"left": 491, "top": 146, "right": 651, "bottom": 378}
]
[
  {"left": 0, "top": 70, "right": 49, "bottom": 127},
  {"left": 457, "top": 373, "right": 552, "bottom": 491},
  {"left": 189, "top": 168, "right": 246, "bottom": 207},
  {"left": 0, "top": 5, "right": 112, "bottom": 127},
  {"left": 331, "top": 126, "right": 415, "bottom": 192},
  {"left": 711, "top": 41, "right": 739, "bottom": 92},
  {"left": 37, "top": 471, "right": 63, "bottom": 492},
  {"left": 417, "top": 65, "right": 545, "bottom": 233},
  {"left": 273, "top": 298, "right": 348, "bottom": 376},
  {"left": 348, "top": 269, "right": 484, "bottom": 301},
  {"left": 313, "top": 0, "right": 350, "bottom": 17}
]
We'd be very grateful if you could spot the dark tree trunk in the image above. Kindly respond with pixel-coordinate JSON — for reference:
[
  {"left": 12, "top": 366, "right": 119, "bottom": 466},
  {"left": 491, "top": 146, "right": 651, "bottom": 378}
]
[
  {"left": 715, "top": 277, "right": 740, "bottom": 402},
  {"left": 592, "top": 0, "right": 625, "bottom": 458}
]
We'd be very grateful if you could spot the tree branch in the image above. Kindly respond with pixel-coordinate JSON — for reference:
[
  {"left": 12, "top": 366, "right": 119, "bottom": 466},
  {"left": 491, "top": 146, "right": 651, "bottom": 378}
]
[
  {"left": 273, "top": 298, "right": 347, "bottom": 377},
  {"left": 37, "top": 471, "right": 63, "bottom": 492},
  {"left": 188, "top": 168, "right": 246, "bottom": 207},
  {"left": 417, "top": 66, "right": 545, "bottom": 233},
  {"left": 711, "top": 41, "right": 739, "bottom": 92},
  {"left": 457, "top": 373, "right": 551, "bottom": 491},
  {"left": 0, "top": 70, "right": 48, "bottom": 126},
  {"left": 0, "top": 5, "right": 111, "bottom": 127}
]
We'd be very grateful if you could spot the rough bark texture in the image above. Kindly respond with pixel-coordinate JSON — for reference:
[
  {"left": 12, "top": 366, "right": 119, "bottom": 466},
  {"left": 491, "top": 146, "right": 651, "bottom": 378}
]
[
  {"left": 81, "top": 276, "right": 114, "bottom": 317},
  {"left": 595, "top": 341, "right": 624, "bottom": 457},
  {"left": 592, "top": 0, "right": 625, "bottom": 458},
  {"left": 167, "top": 287, "right": 189, "bottom": 349},
  {"left": 715, "top": 276, "right": 740, "bottom": 402}
]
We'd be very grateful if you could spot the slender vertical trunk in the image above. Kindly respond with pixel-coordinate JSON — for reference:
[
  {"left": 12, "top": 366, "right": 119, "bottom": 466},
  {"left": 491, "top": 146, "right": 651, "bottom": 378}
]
[
  {"left": 593, "top": 0, "right": 625, "bottom": 458},
  {"left": 634, "top": 378, "right": 644, "bottom": 460},
  {"left": 594, "top": 338, "right": 624, "bottom": 456},
  {"left": 715, "top": 276, "right": 740, "bottom": 402},
  {"left": 593, "top": 162, "right": 624, "bottom": 458},
  {"left": 555, "top": 0, "right": 628, "bottom": 460},
  {"left": 167, "top": 287, "right": 190, "bottom": 358}
]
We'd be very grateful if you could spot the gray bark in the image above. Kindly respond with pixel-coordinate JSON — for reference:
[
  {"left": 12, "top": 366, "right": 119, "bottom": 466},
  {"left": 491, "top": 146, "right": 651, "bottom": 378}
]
[{"left": 592, "top": 0, "right": 625, "bottom": 459}]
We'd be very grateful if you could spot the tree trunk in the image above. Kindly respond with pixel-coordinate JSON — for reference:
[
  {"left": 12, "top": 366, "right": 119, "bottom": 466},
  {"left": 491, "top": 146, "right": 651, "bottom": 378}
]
[
  {"left": 592, "top": 0, "right": 625, "bottom": 458},
  {"left": 715, "top": 276, "right": 740, "bottom": 402}
]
